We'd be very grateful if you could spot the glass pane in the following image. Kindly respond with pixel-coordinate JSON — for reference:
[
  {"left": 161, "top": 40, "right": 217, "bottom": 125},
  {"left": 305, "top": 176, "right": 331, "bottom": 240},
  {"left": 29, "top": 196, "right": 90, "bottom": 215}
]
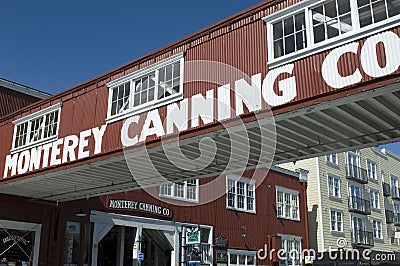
[
  {"left": 173, "top": 62, "right": 180, "bottom": 79},
  {"left": 372, "top": 1, "right": 388, "bottom": 23},
  {"left": 83, "top": 223, "right": 91, "bottom": 266},
  {"left": 327, "top": 20, "right": 339, "bottom": 38},
  {"left": 284, "top": 17, "right": 294, "bottom": 35},
  {"left": 359, "top": 6, "right": 373, "bottom": 27},
  {"left": 0, "top": 228, "right": 35, "bottom": 265},
  {"left": 64, "top": 221, "right": 81, "bottom": 265},
  {"left": 284, "top": 35, "right": 295, "bottom": 54},
  {"left": 325, "top": 1, "right": 338, "bottom": 18},
  {"left": 338, "top": 0, "right": 351, "bottom": 14},
  {"left": 314, "top": 24, "right": 325, "bottom": 43},
  {"left": 388, "top": 0, "right": 400, "bottom": 17},
  {"left": 273, "top": 39, "right": 284, "bottom": 58},
  {"left": 296, "top": 32, "right": 305, "bottom": 50},
  {"left": 295, "top": 13, "right": 305, "bottom": 31},
  {"left": 273, "top": 21, "right": 283, "bottom": 39}
]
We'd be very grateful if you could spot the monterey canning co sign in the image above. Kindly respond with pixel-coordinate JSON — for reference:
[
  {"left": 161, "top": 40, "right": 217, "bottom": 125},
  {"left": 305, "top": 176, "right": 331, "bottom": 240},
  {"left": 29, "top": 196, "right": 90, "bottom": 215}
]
[{"left": 3, "top": 30, "right": 400, "bottom": 179}]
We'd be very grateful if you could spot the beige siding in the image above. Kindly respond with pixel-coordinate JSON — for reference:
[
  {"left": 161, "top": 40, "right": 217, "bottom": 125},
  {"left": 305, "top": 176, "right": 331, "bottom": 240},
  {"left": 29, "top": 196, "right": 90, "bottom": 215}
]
[{"left": 279, "top": 147, "right": 400, "bottom": 253}]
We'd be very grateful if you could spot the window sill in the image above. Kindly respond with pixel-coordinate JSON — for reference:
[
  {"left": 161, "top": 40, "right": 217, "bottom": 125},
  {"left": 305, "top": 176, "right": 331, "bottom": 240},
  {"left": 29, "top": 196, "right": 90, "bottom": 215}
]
[
  {"left": 277, "top": 216, "right": 300, "bottom": 222},
  {"left": 328, "top": 196, "right": 342, "bottom": 202},
  {"left": 326, "top": 162, "right": 340, "bottom": 169},
  {"left": 226, "top": 206, "right": 256, "bottom": 214},
  {"left": 106, "top": 93, "right": 183, "bottom": 124},
  {"left": 267, "top": 16, "right": 400, "bottom": 69},
  {"left": 159, "top": 194, "right": 199, "bottom": 203},
  {"left": 11, "top": 135, "right": 58, "bottom": 154}
]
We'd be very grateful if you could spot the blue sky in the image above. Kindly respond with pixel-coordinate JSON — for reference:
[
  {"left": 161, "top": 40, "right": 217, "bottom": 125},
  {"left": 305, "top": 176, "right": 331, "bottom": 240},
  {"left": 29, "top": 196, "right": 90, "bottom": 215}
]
[{"left": 1, "top": 0, "right": 399, "bottom": 155}]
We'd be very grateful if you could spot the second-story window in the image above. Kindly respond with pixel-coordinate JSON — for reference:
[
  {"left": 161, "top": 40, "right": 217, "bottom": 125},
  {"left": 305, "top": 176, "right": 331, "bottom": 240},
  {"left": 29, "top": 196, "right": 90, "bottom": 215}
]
[
  {"left": 159, "top": 179, "right": 199, "bottom": 202},
  {"left": 12, "top": 104, "right": 61, "bottom": 151},
  {"left": 276, "top": 187, "right": 300, "bottom": 221},
  {"left": 226, "top": 176, "right": 256, "bottom": 213}
]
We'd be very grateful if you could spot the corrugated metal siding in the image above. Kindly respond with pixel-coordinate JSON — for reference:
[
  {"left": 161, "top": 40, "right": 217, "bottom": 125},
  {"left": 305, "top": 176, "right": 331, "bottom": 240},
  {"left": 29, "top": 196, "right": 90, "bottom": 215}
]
[
  {"left": 58, "top": 168, "right": 309, "bottom": 261},
  {"left": 0, "top": 86, "right": 42, "bottom": 118}
]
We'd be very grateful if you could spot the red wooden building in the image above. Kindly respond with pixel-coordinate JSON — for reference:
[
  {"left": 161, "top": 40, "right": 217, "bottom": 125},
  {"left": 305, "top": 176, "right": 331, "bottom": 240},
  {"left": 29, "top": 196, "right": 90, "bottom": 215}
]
[{"left": 1, "top": 0, "right": 400, "bottom": 265}]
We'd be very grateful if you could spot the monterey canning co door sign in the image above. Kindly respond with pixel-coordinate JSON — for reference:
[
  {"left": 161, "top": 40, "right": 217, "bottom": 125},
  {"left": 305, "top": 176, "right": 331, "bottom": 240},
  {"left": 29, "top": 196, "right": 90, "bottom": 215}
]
[{"left": 107, "top": 199, "right": 172, "bottom": 217}]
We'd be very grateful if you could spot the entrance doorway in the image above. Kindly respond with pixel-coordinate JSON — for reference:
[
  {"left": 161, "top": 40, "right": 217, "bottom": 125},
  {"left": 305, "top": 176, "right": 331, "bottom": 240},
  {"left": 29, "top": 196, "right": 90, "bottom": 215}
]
[{"left": 97, "top": 226, "right": 172, "bottom": 266}]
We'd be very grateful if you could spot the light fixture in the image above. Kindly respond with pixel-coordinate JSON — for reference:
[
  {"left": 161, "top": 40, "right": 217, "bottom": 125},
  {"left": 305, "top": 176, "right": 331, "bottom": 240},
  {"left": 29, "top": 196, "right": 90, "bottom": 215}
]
[{"left": 75, "top": 208, "right": 87, "bottom": 217}]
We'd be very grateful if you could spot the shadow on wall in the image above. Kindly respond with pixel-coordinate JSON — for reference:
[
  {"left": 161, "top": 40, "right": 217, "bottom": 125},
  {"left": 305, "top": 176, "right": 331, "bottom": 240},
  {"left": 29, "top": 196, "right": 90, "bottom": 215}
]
[{"left": 308, "top": 205, "right": 319, "bottom": 250}]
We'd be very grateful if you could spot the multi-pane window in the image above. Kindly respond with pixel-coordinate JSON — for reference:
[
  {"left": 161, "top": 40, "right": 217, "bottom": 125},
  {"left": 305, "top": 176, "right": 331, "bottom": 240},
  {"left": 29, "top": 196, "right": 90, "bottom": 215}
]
[
  {"left": 312, "top": 0, "right": 353, "bottom": 43},
  {"left": 328, "top": 175, "right": 341, "bottom": 197},
  {"left": 277, "top": 188, "right": 300, "bottom": 220},
  {"left": 226, "top": 176, "right": 256, "bottom": 213},
  {"left": 13, "top": 104, "right": 61, "bottom": 150},
  {"left": 280, "top": 236, "right": 302, "bottom": 266},
  {"left": 366, "top": 160, "right": 377, "bottom": 180},
  {"left": 358, "top": 0, "right": 400, "bottom": 28},
  {"left": 228, "top": 250, "right": 256, "bottom": 266},
  {"left": 331, "top": 210, "right": 343, "bottom": 232},
  {"left": 107, "top": 53, "right": 184, "bottom": 121},
  {"left": 110, "top": 82, "right": 131, "bottom": 116},
  {"left": 159, "top": 179, "right": 199, "bottom": 202},
  {"left": 372, "top": 220, "right": 383, "bottom": 239},
  {"left": 272, "top": 13, "right": 307, "bottom": 58},
  {"left": 265, "top": 0, "right": 400, "bottom": 61},
  {"left": 326, "top": 153, "right": 338, "bottom": 164},
  {"left": 370, "top": 189, "right": 380, "bottom": 209}
]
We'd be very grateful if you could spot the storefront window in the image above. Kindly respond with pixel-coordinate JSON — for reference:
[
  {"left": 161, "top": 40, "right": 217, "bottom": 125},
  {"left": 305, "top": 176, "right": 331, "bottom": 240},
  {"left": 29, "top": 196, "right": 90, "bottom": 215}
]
[
  {"left": 83, "top": 223, "right": 91, "bottom": 266},
  {"left": 0, "top": 229, "right": 35, "bottom": 266}
]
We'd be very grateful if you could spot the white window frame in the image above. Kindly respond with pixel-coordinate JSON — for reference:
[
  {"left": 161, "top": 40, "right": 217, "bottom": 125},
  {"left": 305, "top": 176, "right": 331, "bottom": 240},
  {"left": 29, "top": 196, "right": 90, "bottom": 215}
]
[
  {"left": 226, "top": 175, "right": 256, "bottom": 213},
  {"left": 11, "top": 103, "right": 61, "bottom": 153},
  {"left": 327, "top": 174, "right": 341, "bottom": 198},
  {"left": 372, "top": 219, "right": 383, "bottom": 239},
  {"left": 159, "top": 179, "right": 199, "bottom": 203},
  {"left": 366, "top": 159, "right": 377, "bottom": 180},
  {"left": 276, "top": 186, "right": 300, "bottom": 221},
  {"left": 326, "top": 153, "right": 338, "bottom": 165},
  {"left": 227, "top": 249, "right": 257, "bottom": 266},
  {"left": 0, "top": 219, "right": 41, "bottom": 266},
  {"left": 106, "top": 52, "right": 184, "bottom": 123},
  {"left": 369, "top": 189, "right": 380, "bottom": 209},
  {"left": 330, "top": 209, "right": 343, "bottom": 232},
  {"left": 263, "top": 0, "right": 400, "bottom": 68},
  {"left": 391, "top": 175, "right": 400, "bottom": 198},
  {"left": 278, "top": 234, "right": 302, "bottom": 266}
]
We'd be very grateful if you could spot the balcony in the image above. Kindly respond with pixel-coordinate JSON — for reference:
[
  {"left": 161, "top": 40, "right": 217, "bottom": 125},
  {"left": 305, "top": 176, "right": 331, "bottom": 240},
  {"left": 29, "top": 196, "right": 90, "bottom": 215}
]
[
  {"left": 383, "top": 183, "right": 391, "bottom": 196},
  {"left": 394, "top": 213, "right": 400, "bottom": 226},
  {"left": 351, "top": 230, "right": 374, "bottom": 247},
  {"left": 348, "top": 196, "right": 371, "bottom": 214},
  {"left": 386, "top": 210, "right": 394, "bottom": 224},
  {"left": 346, "top": 164, "right": 368, "bottom": 184},
  {"left": 392, "top": 187, "right": 400, "bottom": 200}
]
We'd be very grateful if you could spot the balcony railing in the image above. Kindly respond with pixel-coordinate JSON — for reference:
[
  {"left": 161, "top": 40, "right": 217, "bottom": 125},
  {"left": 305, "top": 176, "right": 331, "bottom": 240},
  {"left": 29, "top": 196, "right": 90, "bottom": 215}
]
[
  {"left": 351, "top": 230, "right": 374, "bottom": 247},
  {"left": 394, "top": 213, "right": 400, "bottom": 226},
  {"left": 383, "top": 183, "right": 391, "bottom": 196},
  {"left": 392, "top": 187, "right": 400, "bottom": 200},
  {"left": 386, "top": 210, "right": 394, "bottom": 224},
  {"left": 348, "top": 196, "right": 371, "bottom": 214},
  {"left": 346, "top": 164, "right": 368, "bottom": 184}
]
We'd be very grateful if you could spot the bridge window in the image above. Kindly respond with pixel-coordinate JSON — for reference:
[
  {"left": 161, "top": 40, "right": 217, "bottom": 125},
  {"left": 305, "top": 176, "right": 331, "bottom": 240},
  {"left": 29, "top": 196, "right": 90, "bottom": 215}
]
[
  {"left": 226, "top": 176, "right": 256, "bottom": 213},
  {"left": 107, "top": 53, "right": 184, "bottom": 123},
  {"left": 12, "top": 103, "right": 61, "bottom": 152},
  {"left": 276, "top": 186, "right": 300, "bottom": 221},
  {"left": 159, "top": 179, "right": 199, "bottom": 202},
  {"left": 263, "top": 0, "right": 400, "bottom": 67}
]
